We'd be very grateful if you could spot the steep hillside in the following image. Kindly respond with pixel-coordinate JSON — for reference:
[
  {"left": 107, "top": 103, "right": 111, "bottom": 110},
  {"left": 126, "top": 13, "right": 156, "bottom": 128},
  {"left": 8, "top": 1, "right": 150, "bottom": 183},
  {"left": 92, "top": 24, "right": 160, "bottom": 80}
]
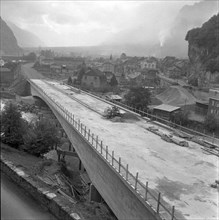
[
  {"left": 8, "top": 22, "right": 45, "bottom": 48},
  {"left": 186, "top": 13, "right": 219, "bottom": 73},
  {"left": 0, "top": 17, "right": 22, "bottom": 55},
  {"left": 185, "top": 13, "right": 219, "bottom": 86},
  {"left": 160, "top": 0, "right": 218, "bottom": 58}
]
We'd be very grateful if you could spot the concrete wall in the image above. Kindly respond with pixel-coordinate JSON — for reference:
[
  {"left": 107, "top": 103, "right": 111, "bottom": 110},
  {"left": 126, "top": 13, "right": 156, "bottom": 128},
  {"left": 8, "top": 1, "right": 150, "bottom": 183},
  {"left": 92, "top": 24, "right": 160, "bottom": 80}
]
[{"left": 30, "top": 85, "right": 161, "bottom": 220}]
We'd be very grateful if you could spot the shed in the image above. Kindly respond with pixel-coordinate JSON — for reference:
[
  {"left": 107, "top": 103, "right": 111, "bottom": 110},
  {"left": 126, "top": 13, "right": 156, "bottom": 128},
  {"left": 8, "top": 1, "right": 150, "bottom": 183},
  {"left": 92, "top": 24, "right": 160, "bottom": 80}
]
[{"left": 153, "top": 104, "right": 181, "bottom": 120}]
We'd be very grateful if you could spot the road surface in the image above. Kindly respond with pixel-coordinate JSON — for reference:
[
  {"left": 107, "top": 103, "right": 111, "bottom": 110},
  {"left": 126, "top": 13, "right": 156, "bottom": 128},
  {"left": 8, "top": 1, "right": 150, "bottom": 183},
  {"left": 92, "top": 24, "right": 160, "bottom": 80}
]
[{"left": 1, "top": 172, "right": 56, "bottom": 220}]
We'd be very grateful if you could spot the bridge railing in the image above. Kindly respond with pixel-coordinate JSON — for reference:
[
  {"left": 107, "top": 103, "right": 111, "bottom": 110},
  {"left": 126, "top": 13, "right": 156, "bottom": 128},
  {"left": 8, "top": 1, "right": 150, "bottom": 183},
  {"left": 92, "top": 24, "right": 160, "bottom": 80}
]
[{"left": 30, "top": 80, "right": 178, "bottom": 220}]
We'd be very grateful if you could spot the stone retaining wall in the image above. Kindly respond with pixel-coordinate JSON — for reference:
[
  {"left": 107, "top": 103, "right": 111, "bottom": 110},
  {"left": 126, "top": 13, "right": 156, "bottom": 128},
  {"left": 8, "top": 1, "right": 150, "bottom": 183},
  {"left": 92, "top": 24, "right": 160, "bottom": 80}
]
[{"left": 0, "top": 157, "right": 81, "bottom": 220}]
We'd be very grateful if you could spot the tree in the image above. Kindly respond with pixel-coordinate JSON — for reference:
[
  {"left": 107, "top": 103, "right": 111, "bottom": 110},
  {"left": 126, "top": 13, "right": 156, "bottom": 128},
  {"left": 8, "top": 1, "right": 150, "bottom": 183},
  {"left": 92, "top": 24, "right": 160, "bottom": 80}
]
[
  {"left": 24, "top": 52, "right": 37, "bottom": 61},
  {"left": 22, "top": 118, "right": 60, "bottom": 157},
  {"left": 109, "top": 75, "right": 118, "bottom": 87},
  {"left": 124, "top": 87, "right": 151, "bottom": 110},
  {"left": 204, "top": 114, "right": 218, "bottom": 132},
  {"left": 1, "top": 102, "right": 26, "bottom": 148},
  {"left": 67, "top": 76, "right": 73, "bottom": 85}
]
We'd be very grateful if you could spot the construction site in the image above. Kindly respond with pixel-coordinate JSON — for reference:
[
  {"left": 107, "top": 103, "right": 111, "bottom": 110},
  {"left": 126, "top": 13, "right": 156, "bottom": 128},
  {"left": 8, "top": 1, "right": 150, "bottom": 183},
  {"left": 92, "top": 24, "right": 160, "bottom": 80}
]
[{"left": 27, "top": 78, "right": 218, "bottom": 220}]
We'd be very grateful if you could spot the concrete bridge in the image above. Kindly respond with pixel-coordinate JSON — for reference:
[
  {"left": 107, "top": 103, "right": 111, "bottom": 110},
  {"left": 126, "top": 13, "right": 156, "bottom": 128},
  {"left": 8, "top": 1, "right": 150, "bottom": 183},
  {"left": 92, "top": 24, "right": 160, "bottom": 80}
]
[
  {"left": 28, "top": 78, "right": 172, "bottom": 220},
  {"left": 26, "top": 75, "right": 218, "bottom": 220}
]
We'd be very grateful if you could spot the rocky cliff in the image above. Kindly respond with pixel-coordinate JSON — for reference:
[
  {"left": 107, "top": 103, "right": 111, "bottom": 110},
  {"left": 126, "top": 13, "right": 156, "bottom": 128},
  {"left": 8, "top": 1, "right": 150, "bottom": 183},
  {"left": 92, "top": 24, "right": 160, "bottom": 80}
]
[
  {"left": 161, "top": 0, "right": 218, "bottom": 58},
  {"left": 0, "top": 17, "right": 22, "bottom": 56},
  {"left": 185, "top": 13, "right": 219, "bottom": 85}
]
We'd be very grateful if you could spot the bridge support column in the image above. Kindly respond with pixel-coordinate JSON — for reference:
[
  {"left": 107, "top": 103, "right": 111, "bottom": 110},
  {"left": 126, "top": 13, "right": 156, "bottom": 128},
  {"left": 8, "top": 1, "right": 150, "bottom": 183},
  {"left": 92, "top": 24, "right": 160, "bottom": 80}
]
[
  {"left": 69, "top": 142, "right": 72, "bottom": 151},
  {"left": 89, "top": 184, "right": 102, "bottom": 203},
  {"left": 79, "top": 159, "right": 82, "bottom": 170}
]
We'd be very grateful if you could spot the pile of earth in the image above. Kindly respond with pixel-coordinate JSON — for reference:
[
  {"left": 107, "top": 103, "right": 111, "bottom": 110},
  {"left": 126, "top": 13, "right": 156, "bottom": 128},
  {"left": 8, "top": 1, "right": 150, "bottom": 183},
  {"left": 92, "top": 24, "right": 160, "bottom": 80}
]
[{"left": 156, "top": 86, "right": 197, "bottom": 107}]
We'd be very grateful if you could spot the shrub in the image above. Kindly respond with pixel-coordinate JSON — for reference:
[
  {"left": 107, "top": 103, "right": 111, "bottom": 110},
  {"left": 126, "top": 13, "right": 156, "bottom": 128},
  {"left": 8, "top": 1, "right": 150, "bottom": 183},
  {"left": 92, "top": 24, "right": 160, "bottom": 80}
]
[
  {"left": 22, "top": 118, "right": 60, "bottom": 157},
  {"left": 204, "top": 114, "right": 218, "bottom": 132},
  {"left": 124, "top": 87, "right": 151, "bottom": 110},
  {"left": 171, "top": 110, "right": 190, "bottom": 126},
  {"left": 1, "top": 102, "right": 27, "bottom": 148}
]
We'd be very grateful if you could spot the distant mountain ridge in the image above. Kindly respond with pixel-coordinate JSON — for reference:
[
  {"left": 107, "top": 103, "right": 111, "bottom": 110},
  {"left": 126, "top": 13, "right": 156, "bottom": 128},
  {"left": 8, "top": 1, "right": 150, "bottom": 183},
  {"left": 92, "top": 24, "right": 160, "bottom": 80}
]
[
  {"left": 7, "top": 22, "right": 45, "bottom": 48},
  {"left": 0, "top": 17, "right": 22, "bottom": 56}
]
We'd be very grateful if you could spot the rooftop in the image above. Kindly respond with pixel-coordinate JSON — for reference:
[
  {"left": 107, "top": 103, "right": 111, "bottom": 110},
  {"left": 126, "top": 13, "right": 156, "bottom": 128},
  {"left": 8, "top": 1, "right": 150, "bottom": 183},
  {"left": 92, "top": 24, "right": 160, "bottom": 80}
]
[{"left": 153, "top": 104, "right": 181, "bottom": 112}]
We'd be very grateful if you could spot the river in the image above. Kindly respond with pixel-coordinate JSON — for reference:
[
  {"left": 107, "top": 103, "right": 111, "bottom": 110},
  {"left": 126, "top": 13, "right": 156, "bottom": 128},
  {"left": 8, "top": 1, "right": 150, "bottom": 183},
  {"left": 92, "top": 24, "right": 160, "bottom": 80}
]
[{"left": 1, "top": 172, "right": 57, "bottom": 220}]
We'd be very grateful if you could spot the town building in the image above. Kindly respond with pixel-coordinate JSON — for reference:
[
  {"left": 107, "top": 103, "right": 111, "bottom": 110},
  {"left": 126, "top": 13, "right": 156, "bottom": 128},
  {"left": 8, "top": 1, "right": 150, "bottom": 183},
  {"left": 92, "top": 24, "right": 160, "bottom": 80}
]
[
  {"left": 152, "top": 104, "right": 181, "bottom": 120},
  {"left": 81, "top": 68, "right": 107, "bottom": 89},
  {"left": 0, "top": 67, "right": 12, "bottom": 87},
  {"left": 195, "top": 100, "right": 209, "bottom": 115},
  {"left": 0, "top": 62, "right": 20, "bottom": 87},
  {"left": 123, "top": 58, "right": 141, "bottom": 76},
  {"left": 140, "top": 58, "right": 157, "bottom": 70},
  {"left": 208, "top": 88, "right": 219, "bottom": 120},
  {"left": 38, "top": 55, "right": 54, "bottom": 66},
  {"left": 102, "top": 61, "right": 115, "bottom": 74}
]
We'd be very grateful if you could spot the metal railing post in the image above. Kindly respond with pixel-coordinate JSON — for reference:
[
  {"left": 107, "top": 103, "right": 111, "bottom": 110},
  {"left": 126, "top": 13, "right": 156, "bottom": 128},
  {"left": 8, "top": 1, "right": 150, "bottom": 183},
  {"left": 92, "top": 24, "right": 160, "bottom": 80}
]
[
  {"left": 88, "top": 129, "right": 90, "bottom": 142},
  {"left": 126, "top": 164, "right": 129, "bottom": 181},
  {"left": 112, "top": 151, "right": 114, "bottom": 166},
  {"left": 171, "top": 206, "right": 175, "bottom": 220},
  {"left": 92, "top": 134, "right": 94, "bottom": 145},
  {"left": 119, "top": 157, "right": 121, "bottom": 173},
  {"left": 106, "top": 146, "right": 108, "bottom": 160},
  {"left": 157, "top": 192, "right": 161, "bottom": 213},
  {"left": 135, "top": 172, "right": 139, "bottom": 190},
  {"left": 81, "top": 123, "right": 83, "bottom": 133},
  {"left": 101, "top": 141, "right": 103, "bottom": 154},
  {"left": 96, "top": 136, "right": 98, "bottom": 149},
  {"left": 145, "top": 182, "right": 148, "bottom": 201}
]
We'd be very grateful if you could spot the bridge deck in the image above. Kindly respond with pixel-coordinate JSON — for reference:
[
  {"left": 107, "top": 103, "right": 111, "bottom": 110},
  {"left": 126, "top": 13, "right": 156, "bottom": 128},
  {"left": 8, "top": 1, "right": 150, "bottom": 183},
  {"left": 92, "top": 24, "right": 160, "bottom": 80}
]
[{"left": 32, "top": 79, "right": 218, "bottom": 220}]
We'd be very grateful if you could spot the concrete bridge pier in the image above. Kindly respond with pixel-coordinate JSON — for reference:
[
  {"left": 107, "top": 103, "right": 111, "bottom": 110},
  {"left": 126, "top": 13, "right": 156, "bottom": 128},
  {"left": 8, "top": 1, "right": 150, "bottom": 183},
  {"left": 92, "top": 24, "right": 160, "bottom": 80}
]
[{"left": 89, "top": 184, "right": 102, "bottom": 203}]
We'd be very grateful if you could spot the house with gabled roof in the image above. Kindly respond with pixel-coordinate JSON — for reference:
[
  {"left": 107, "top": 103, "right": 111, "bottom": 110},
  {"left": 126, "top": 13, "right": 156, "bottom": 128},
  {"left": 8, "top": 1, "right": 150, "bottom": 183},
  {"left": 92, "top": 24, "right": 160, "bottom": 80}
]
[{"left": 81, "top": 67, "right": 107, "bottom": 89}]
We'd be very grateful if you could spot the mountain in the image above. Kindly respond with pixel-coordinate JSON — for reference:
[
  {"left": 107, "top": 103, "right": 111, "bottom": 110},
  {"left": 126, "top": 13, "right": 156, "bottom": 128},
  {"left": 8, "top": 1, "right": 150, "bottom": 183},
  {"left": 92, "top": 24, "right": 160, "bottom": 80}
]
[
  {"left": 160, "top": 0, "right": 218, "bottom": 58},
  {"left": 185, "top": 14, "right": 219, "bottom": 85},
  {"left": 0, "top": 17, "right": 22, "bottom": 56},
  {"left": 7, "top": 22, "right": 45, "bottom": 48}
]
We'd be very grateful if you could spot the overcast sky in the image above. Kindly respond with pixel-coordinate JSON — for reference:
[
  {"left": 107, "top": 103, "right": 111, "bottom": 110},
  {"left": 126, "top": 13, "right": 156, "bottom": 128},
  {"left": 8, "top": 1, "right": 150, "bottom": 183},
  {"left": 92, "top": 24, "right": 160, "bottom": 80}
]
[{"left": 1, "top": 0, "right": 199, "bottom": 47}]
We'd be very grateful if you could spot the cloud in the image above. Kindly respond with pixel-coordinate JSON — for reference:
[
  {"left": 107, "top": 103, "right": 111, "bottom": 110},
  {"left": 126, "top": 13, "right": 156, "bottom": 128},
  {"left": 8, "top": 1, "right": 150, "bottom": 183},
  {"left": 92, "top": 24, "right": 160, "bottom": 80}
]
[{"left": 1, "top": 0, "right": 199, "bottom": 47}]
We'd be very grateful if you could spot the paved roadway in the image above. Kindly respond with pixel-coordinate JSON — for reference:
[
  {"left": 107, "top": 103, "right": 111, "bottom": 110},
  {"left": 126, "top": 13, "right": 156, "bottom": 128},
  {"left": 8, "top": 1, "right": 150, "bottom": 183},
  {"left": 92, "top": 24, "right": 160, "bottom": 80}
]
[
  {"left": 1, "top": 172, "right": 56, "bottom": 220},
  {"left": 21, "top": 63, "right": 45, "bottom": 79}
]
